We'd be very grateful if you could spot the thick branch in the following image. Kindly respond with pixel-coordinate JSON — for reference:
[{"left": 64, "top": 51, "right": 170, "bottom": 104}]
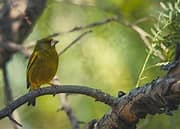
[{"left": 91, "top": 45, "right": 180, "bottom": 129}]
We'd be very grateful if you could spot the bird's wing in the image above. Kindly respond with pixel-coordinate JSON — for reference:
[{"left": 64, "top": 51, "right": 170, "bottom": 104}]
[{"left": 27, "top": 51, "right": 38, "bottom": 89}]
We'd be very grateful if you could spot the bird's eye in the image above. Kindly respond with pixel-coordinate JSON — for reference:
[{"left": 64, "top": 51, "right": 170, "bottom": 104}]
[{"left": 50, "top": 39, "right": 59, "bottom": 46}]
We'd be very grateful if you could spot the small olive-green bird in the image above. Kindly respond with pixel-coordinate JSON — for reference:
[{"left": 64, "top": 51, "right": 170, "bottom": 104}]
[{"left": 27, "top": 38, "right": 59, "bottom": 106}]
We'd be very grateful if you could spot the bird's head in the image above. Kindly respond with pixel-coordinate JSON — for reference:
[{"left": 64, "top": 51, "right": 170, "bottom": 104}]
[{"left": 36, "top": 38, "right": 59, "bottom": 50}]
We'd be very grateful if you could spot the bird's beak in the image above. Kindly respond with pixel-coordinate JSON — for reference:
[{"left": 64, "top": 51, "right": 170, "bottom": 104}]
[{"left": 51, "top": 39, "right": 59, "bottom": 46}]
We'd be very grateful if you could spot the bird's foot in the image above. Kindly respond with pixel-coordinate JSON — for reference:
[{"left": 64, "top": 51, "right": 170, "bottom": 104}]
[{"left": 48, "top": 83, "right": 57, "bottom": 96}]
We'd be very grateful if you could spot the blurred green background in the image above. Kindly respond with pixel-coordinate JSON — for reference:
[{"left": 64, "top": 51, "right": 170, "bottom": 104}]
[{"left": 0, "top": 0, "right": 180, "bottom": 129}]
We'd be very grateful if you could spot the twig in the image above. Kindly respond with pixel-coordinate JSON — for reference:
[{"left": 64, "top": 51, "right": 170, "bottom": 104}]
[
  {"left": 29, "top": 17, "right": 165, "bottom": 61},
  {"left": 113, "top": 17, "right": 165, "bottom": 60},
  {"left": 0, "top": 16, "right": 113, "bottom": 58},
  {"left": 2, "top": 17, "right": 156, "bottom": 63},
  {"left": 58, "top": 30, "right": 92, "bottom": 56},
  {"left": 8, "top": 115, "right": 22, "bottom": 127},
  {"left": 58, "top": 94, "right": 80, "bottom": 129},
  {"left": 133, "top": 17, "right": 150, "bottom": 25},
  {"left": 48, "top": 17, "right": 117, "bottom": 38},
  {"left": 27, "top": 17, "right": 112, "bottom": 54},
  {"left": 130, "top": 24, "right": 165, "bottom": 60},
  {"left": 135, "top": 50, "right": 152, "bottom": 87},
  {"left": 23, "top": 17, "right": 117, "bottom": 49},
  {"left": 130, "top": 24, "right": 165, "bottom": 87},
  {"left": 53, "top": 77, "right": 80, "bottom": 129}
]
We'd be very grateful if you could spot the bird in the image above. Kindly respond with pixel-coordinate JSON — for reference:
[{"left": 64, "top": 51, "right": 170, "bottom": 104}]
[{"left": 26, "top": 37, "right": 59, "bottom": 106}]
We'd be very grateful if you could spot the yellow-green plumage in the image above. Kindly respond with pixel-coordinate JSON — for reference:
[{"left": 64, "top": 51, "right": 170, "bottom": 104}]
[{"left": 27, "top": 38, "right": 59, "bottom": 105}]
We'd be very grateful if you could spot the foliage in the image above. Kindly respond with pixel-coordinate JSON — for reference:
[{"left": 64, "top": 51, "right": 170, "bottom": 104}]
[{"left": 151, "top": 0, "right": 180, "bottom": 61}]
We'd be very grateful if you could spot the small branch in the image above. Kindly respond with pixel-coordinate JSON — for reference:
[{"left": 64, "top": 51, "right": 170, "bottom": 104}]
[
  {"left": 58, "top": 94, "right": 80, "bottom": 129},
  {"left": 20, "top": 17, "right": 118, "bottom": 50},
  {"left": 58, "top": 30, "right": 92, "bottom": 56},
  {"left": 135, "top": 50, "right": 152, "bottom": 87},
  {"left": 68, "top": 17, "right": 117, "bottom": 33},
  {"left": 8, "top": 115, "right": 22, "bottom": 127},
  {"left": 133, "top": 17, "right": 150, "bottom": 25},
  {"left": 49, "top": 17, "right": 165, "bottom": 61},
  {"left": 130, "top": 24, "right": 165, "bottom": 60},
  {"left": 0, "top": 30, "right": 92, "bottom": 59},
  {"left": 48, "top": 17, "right": 117, "bottom": 38},
  {"left": 0, "top": 85, "right": 116, "bottom": 120},
  {"left": 53, "top": 77, "right": 80, "bottom": 129}
]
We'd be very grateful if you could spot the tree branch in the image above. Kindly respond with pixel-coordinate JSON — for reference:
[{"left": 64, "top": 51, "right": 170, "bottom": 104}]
[
  {"left": 0, "top": 16, "right": 165, "bottom": 63},
  {"left": 58, "top": 93, "right": 80, "bottom": 129},
  {"left": 58, "top": 30, "right": 92, "bottom": 56},
  {"left": 89, "top": 45, "right": 180, "bottom": 129},
  {"left": 48, "top": 17, "right": 117, "bottom": 37},
  {"left": 0, "top": 85, "right": 116, "bottom": 120},
  {"left": 53, "top": 76, "right": 80, "bottom": 129},
  {"left": 129, "top": 24, "right": 165, "bottom": 60}
]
